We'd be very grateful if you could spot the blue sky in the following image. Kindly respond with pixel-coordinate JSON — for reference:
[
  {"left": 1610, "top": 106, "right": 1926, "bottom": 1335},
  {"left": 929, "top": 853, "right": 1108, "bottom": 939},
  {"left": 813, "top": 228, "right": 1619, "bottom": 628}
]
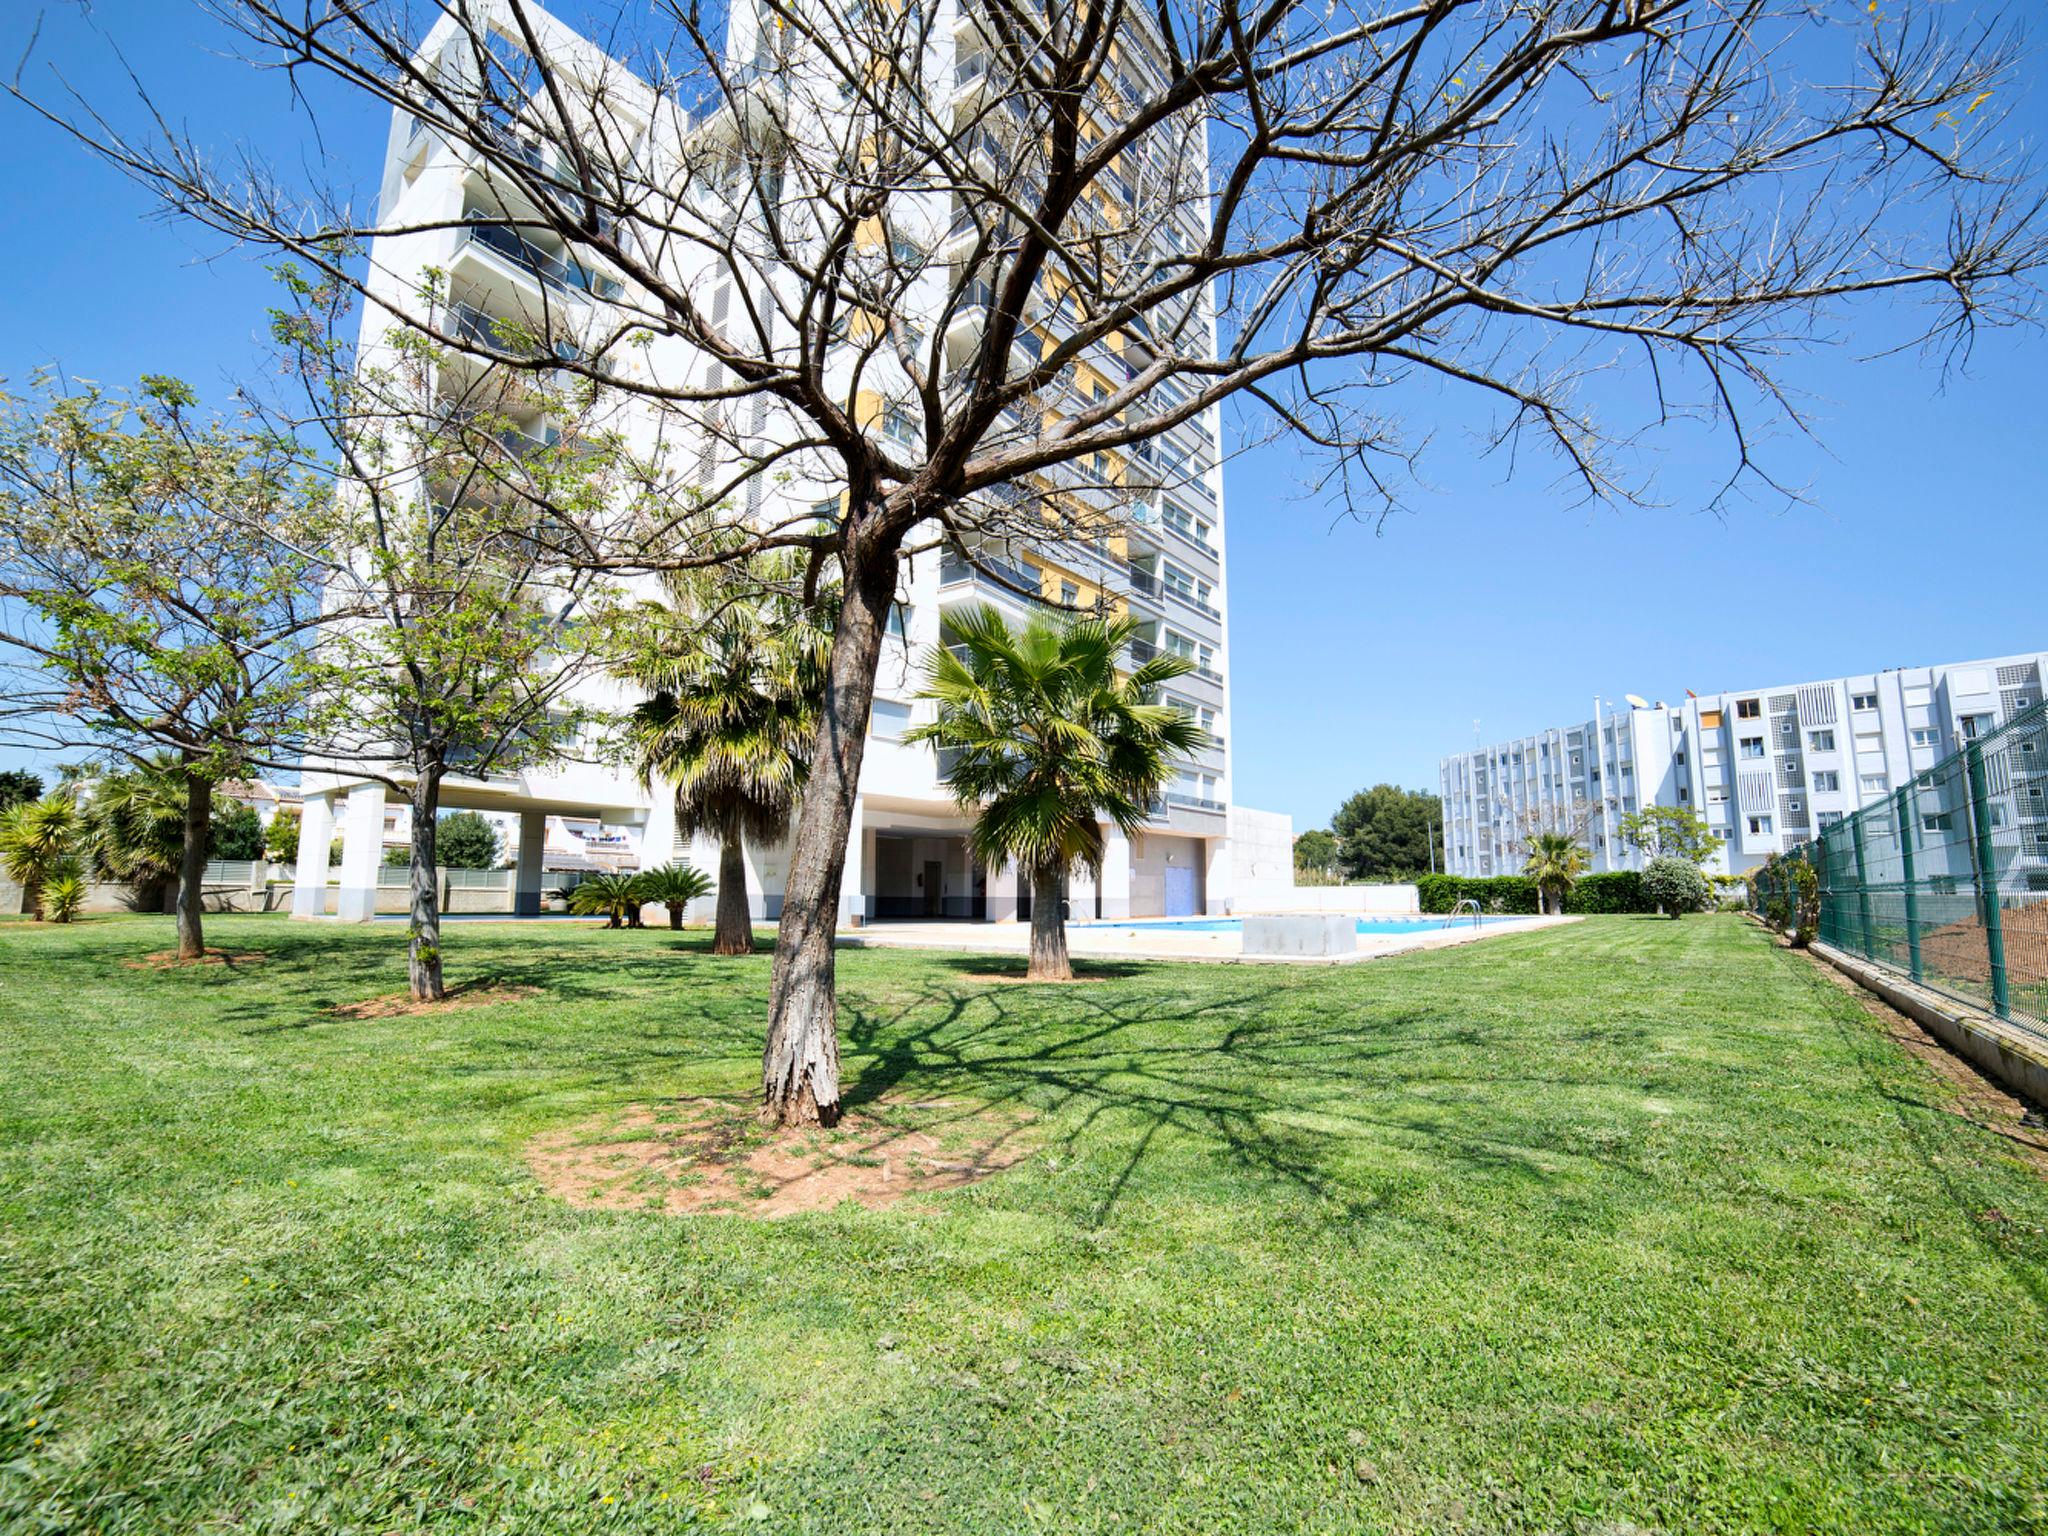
[{"left": 2, "top": 3, "right": 2043, "bottom": 831}]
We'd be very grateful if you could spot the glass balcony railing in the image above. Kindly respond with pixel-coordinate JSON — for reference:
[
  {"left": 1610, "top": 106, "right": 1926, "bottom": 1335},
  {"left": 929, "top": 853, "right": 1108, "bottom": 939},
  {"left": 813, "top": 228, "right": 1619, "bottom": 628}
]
[{"left": 457, "top": 220, "right": 621, "bottom": 300}]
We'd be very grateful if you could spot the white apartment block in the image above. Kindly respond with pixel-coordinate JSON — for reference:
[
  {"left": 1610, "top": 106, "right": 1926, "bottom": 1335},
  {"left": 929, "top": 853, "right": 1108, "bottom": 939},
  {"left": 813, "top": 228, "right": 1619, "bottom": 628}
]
[
  {"left": 1439, "top": 650, "right": 2048, "bottom": 878},
  {"left": 292, "top": 1, "right": 1277, "bottom": 924}
]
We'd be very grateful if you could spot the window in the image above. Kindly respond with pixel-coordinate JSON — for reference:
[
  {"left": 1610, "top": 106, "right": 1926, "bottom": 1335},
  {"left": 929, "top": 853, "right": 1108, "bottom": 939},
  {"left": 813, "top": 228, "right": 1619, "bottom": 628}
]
[
  {"left": 881, "top": 403, "right": 918, "bottom": 445},
  {"left": 1699, "top": 709, "right": 1723, "bottom": 730},
  {"left": 1059, "top": 580, "right": 1080, "bottom": 607},
  {"left": 1736, "top": 699, "right": 1761, "bottom": 719},
  {"left": 1961, "top": 713, "right": 1994, "bottom": 740},
  {"left": 1677, "top": 785, "right": 1690, "bottom": 802},
  {"left": 1748, "top": 815, "right": 1773, "bottom": 835},
  {"left": 1808, "top": 729, "right": 1835, "bottom": 752},
  {"left": 1923, "top": 811, "right": 1952, "bottom": 833},
  {"left": 1739, "top": 736, "right": 1765, "bottom": 759},
  {"left": 1787, "top": 797, "right": 1802, "bottom": 814},
  {"left": 886, "top": 602, "right": 909, "bottom": 640},
  {"left": 1812, "top": 771, "right": 1839, "bottom": 792},
  {"left": 871, "top": 698, "right": 911, "bottom": 741},
  {"left": 1817, "top": 811, "right": 1843, "bottom": 830},
  {"left": 1707, "top": 787, "right": 1728, "bottom": 804},
  {"left": 1911, "top": 727, "right": 1939, "bottom": 748},
  {"left": 1861, "top": 773, "right": 1887, "bottom": 792},
  {"left": 1851, "top": 692, "right": 1878, "bottom": 711}
]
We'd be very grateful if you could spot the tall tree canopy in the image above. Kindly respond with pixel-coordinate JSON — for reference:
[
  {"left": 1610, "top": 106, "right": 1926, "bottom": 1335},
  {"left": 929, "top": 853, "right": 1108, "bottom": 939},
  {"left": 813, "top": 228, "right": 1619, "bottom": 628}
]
[{"left": 1331, "top": 785, "right": 1443, "bottom": 879}]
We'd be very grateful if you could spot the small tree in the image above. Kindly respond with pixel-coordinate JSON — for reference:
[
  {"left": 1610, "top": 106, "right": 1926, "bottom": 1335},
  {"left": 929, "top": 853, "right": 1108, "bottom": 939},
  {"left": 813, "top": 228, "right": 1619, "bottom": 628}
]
[
  {"left": 263, "top": 807, "right": 302, "bottom": 864},
  {"left": 435, "top": 812, "right": 502, "bottom": 871},
  {"left": 908, "top": 608, "right": 1203, "bottom": 984},
  {"left": 1616, "top": 806, "right": 1723, "bottom": 869},
  {"left": 1522, "top": 832, "right": 1589, "bottom": 916},
  {"left": 0, "top": 792, "right": 81, "bottom": 919},
  {"left": 1293, "top": 829, "right": 1341, "bottom": 883},
  {"left": 0, "top": 375, "right": 334, "bottom": 960},
  {"left": 1642, "top": 856, "right": 1710, "bottom": 919},
  {"left": 566, "top": 872, "right": 642, "bottom": 929}
]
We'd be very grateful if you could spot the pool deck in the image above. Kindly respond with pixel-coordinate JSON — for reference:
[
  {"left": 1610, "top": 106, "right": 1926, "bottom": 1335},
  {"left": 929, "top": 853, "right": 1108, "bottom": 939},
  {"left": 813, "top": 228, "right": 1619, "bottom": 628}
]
[{"left": 840, "top": 913, "right": 1578, "bottom": 965}]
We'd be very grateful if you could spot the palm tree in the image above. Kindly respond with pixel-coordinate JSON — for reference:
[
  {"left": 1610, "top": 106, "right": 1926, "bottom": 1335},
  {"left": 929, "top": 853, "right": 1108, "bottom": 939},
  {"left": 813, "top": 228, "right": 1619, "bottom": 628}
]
[
  {"left": 633, "top": 862, "right": 715, "bottom": 931},
  {"left": 0, "top": 792, "right": 81, "bottom": 920},
  {"left": 1523, "top": 831, "right": 1589, "bottom": 915},
  {"left": 564, "top": 872, "right": 641, "bottom": 928},
  {"left": 80, "top": 755, "right": 189, "bottom": 908},
  {"left": 906, "top": 606, "right": 1205, "bottom": 981},
  {"left": 615, "top": 561, "right": 829, "bottom": 956}
]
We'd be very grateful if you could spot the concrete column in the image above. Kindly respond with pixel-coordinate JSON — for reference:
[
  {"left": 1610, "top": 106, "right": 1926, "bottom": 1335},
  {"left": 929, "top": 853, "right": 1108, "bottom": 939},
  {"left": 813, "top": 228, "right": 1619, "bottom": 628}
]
[
  {"left": 334, "top": 782, "right": 386, "bottom": 923},
  {"left": 639, "top": 780, "right": 677, "bottom": 872},
  {"left": 291, "top": 794, "right": 334, "bottom": 918},
  {"left": 987, "top": 855, "right": 1022, "bottom": 922},
  {"left": 1099, "top": 827, "right": 1132, "bottom": 920},
  {"left": 1204, "top": 836, "right": 1233, "bottom": 916},
  {"left": 514, "top": 810, "right": 547, "bottom": 917},
  {"left": 838, "top": 797, "right": 866, "bottom": 926}
]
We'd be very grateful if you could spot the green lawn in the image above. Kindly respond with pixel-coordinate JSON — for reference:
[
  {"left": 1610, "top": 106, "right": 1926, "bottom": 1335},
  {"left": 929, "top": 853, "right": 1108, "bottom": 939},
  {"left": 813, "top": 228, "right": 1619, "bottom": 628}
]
[{"left": 2, "top": 915, "right": 2046, "bottom": 1534}]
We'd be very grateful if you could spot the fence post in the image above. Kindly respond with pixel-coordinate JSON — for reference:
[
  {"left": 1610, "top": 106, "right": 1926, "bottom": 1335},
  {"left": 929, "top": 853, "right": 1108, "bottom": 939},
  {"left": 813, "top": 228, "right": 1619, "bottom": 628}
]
[
  {"left": 1849, "top": 816, "right": 1875, "bottom": 959},
  {"left": 1962, "top": 740, "right": 2011, "bottom": 1021},
  {"left": 1895, "top": 784, "right": 1921, "bottom": 983}
]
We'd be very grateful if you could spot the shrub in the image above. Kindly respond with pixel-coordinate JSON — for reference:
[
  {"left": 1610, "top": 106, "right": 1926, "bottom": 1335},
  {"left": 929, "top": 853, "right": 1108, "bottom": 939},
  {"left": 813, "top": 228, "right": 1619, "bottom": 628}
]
[
  {"left": 436, "top": 811, "right": 502, "bottom": 870},
  {"left": 1786, "top": 860, "right": 1820, "bottom": 947},
  {"left": 264, "top": 808, "right": 302, "bottom": 863},
  {"left": 42, "top": 856, "right": 87, "bottom": 923},
  {"left": 1563, "top": 871, "right": 1646, "bottom": 915},
  {"left": 1416, "top": 874, "right": 1539, "bottom": 915},
  {"left": 1642, "top": 856, "right": 1709, "bottom": 917}
]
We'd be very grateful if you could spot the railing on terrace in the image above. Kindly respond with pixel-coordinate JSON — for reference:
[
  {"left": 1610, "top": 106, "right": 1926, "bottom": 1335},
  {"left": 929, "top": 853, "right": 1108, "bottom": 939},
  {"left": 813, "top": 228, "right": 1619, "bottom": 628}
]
[
  {"left": 1752, "top": 698, "right": 2048, "bottom": 1041},
  {"left": 457, "top": 220, "right": 622, "bottom": 300}
]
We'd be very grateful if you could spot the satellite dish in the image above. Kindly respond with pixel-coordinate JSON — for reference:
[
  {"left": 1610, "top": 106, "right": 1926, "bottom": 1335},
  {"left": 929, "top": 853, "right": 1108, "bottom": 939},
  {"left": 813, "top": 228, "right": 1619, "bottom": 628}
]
[{"left": 1623, "top": 693, "right": 1651, "bottom": 710}]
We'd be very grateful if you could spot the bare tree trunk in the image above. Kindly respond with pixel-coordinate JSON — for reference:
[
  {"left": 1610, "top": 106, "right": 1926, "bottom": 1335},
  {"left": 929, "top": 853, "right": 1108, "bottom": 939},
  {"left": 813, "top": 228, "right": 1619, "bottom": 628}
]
[
  {"left": 175, "top": 760, "right": 211, "bottom": 961},
  {"left": 408, "top": 767, "right": 445, "bottom": 1002},
  {"left": 1028, "top": 864, "right": 1072, "bottom": 982},
  {"left": 714, "top": 832, "right": 752, "bottom": 955},
  {"left": 666, "top": 902, "right": 684, "bottom": 931},
  {"left": 762, "top": 534, "right": 897, "bottom": 1128}
]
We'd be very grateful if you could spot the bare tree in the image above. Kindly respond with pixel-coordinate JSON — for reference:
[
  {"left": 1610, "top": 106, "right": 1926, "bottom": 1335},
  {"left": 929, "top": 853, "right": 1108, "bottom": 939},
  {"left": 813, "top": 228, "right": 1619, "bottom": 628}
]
[{"left": 17, "top": 0, "right": 2041, "bottom": 1120}]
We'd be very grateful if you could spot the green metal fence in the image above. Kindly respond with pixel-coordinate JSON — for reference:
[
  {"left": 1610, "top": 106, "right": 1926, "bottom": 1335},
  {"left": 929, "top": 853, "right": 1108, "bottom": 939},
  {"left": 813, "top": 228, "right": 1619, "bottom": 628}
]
[{"left": 1751, "top": 700, "right": 2048, "bottom": 1039}]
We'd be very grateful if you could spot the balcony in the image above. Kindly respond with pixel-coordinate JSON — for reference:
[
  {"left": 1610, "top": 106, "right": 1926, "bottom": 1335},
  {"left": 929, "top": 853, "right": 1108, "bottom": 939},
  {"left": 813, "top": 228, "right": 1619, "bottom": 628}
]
[
  {"left": 938, "top": 553, "right": 1062, "bottom": 611},
  {"left": 456, "top": 219, "right": 621, "bottom": 301}
]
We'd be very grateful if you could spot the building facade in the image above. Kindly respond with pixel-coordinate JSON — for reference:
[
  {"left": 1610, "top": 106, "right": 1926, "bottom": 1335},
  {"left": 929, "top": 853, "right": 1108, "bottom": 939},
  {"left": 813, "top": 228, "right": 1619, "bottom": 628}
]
[
  {"left": 1439, "top": 651, "right": 2048, "bottom": 878},
  {"left": 293, "top": 1, "right": 1264, "bottom": 924}
]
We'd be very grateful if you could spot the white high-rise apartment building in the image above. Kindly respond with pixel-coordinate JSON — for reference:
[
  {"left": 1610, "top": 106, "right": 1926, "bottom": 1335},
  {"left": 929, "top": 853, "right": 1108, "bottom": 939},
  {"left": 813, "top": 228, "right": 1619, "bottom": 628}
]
[
  {"left": 293, "top": 1, "right": 1275, "bottom": 923},
  {"left": 1439, "top": 651, "right": 2048, "bottom": 878}
]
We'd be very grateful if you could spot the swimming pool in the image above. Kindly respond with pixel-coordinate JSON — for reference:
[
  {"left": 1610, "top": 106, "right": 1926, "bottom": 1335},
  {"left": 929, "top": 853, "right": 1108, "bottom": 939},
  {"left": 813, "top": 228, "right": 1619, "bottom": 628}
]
[{"left": 1076, "top": 915, "right": 1520, "bottom": 936}]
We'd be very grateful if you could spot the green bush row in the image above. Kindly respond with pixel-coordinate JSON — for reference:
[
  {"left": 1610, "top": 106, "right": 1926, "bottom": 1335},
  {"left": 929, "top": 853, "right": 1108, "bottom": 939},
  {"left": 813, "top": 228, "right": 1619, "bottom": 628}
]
[{"left": 1415, "top": 871, "right": 1654, "bottom": 915}]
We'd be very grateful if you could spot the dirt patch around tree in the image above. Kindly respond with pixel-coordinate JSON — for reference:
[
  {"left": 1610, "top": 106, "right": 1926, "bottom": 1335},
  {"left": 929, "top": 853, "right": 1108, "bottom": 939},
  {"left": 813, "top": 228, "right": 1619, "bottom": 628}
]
[
  {"left": 124, "top": 949, "right": 268, "bottom": 970},
  {"left": 1809, "top": 957, "right": 2048, "bottom": 1179},
  {"left": 328, "top": 982, "right": 540, "bottom": 1020},
  {"left": 526, "top": 1094, "right": 1037, "bottom": 1218}
]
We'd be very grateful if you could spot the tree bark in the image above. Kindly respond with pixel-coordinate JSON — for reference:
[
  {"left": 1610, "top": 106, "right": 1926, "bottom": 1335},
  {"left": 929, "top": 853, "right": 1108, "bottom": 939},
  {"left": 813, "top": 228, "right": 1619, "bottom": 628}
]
[
  {"left": 667, "top": 902, "right": 684, "bottom": 931},
  {"left": 1027, "top": 863, "right": 1072, "bottom": 981},
  {"left": 175, "top": 760, "right": 211, "bottom": 961},
  {"left": 762, "top": 532, "right": 897, "bottom": 1127},
  {"left": 408, "top": 766, "right": 446, "bottom": 1002},
  {"left": 714, "top": 832, "right": 753, "bottom": 955}
]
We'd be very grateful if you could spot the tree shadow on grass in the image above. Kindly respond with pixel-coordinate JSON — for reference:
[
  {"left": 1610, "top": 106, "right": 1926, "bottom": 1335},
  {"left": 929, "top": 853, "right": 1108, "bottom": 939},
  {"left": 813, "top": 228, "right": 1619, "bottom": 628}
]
[{"left": 109, "top": 919, "right": 1657, "bottom": 1228}]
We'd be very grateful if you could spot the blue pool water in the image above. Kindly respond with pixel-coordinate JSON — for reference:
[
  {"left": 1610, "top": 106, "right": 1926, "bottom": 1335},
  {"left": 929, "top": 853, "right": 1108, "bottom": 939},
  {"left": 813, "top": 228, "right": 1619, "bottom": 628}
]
[{"left": 1077, "top": 916, "right": 1519, "bottom": 935}]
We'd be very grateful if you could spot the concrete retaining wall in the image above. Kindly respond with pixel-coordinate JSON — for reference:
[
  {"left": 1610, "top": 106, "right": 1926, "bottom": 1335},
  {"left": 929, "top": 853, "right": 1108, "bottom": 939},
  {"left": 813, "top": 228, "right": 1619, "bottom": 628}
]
[{"left": 1812, "top": 941, "right": 2048, "bottom": 1106}]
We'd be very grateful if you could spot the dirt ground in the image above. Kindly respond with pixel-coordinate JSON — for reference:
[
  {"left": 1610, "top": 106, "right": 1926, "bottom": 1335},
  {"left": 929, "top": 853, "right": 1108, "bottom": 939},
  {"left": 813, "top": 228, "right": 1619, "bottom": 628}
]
[
  {"left": 328, "top": 983, "right": 540, "bottom": 1019},
  {"left": 1808, "top": 956, "right": 2048, "bottom": 1179},
  {"left": 123, "top": 949, "right": 268, "bottom": 970},
  {"left": 526, "top": 1094, "right": 1038, "bottom": 1218}
]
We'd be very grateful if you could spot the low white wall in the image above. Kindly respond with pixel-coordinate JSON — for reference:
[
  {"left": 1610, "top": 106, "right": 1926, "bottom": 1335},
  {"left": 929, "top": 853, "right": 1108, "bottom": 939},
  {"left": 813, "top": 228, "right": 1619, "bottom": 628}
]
[{"left": 1247, "top": 884, "right": 1422, "bottom": 916}]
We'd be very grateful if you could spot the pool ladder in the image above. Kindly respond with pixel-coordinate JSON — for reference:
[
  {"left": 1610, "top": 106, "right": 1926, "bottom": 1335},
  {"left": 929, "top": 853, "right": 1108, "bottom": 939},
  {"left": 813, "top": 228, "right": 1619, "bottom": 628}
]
[{"left": 1442, "top": 898, "right": 1483, "bottom": 929}]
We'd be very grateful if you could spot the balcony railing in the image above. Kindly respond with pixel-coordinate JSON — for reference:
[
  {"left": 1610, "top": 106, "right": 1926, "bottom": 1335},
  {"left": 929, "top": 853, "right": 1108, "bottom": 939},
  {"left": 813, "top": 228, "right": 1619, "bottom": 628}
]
[
  {"left": 1165, "top": 791, "right": 1224, "bottom": 813},
  {"left": 939, "top": 554, "right": 1057, "bottom": 609},
  {"left": 457, "top": 220, "right": 621, "bottom": 300}
]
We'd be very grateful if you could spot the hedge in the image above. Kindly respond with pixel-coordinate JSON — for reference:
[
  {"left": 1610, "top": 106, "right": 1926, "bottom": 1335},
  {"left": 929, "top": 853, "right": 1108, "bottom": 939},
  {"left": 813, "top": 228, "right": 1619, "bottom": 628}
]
[{"left": 1416, "top": 870, "right": 1656, "bottom": 915}]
